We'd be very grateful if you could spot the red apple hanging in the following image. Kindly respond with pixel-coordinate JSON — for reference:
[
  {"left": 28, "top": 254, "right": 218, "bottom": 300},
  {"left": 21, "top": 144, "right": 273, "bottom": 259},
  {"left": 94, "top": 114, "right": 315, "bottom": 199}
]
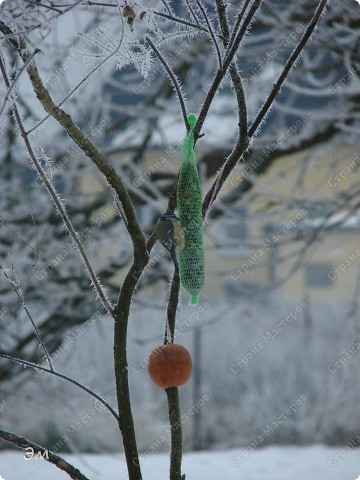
[{"left": 147, "top": 344, "right": 192, "bottom": 388}]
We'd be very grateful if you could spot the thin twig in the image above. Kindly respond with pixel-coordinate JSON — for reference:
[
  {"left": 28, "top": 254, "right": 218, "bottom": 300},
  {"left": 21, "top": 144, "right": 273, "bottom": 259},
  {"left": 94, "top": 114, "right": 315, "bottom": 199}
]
[
  {"left": 8, "top": 39, "right": 146, "bottom": 262},
  {"left": 0, "top": 218, "right": 38, "bottom": 263},
  {"left": 50, "top": 2, "right": 216, "bottom": 36},
  {"left": 0, "top": 27, "right": 47, "bottom": 41},
  {"left": 153, "top": 10, "right": 214, "bottom": 35},
  {"left": 225, "top": 0, "right": 252, "bottom": 57},
  {"left": 203, "top": 163, "right": 225, "bottom": 224},
  {"left": 0, "top": 48, "right": 40, "bottom": 122},
  {"left": 184, "top": 0, "right": 200, "bottom": 26},
  {"left": 203, "top": 0, "right": 329, "bottom": 215},
  {"left": 195, "top": 0, "right": 261, "bottom": 142},
  {"left": 24, "top": 188, "right": 40, "bottom": 267},
  {"left": 160, "top": 0, "right": 172, "bottom": 15},
  {"left": 248, "top": 0, "right": 329, "bottom": 137},
  {"left": 0, "top": 265, "right": 54, "bottom": 372},
  {"left": 23, "top": 0, "right": 64, "bottom": 13},
  {"left": 27, "top": 9, "right": 124, "bottom": 135},
  {"left": 194, "top": 0, "right": 223, "bottom": 69},
  {"left": 202, "top": 139, "right": 244, "bottom": 218},
  {"left": 0, "top": 352, "right": 119, "bottom": 421},
  {"left": 223, "top": 0, "right": 261, "bottom": 68},
  {"left": 42, "top": 0, "right": 83, "bottom": 15},
  {"left": 146, "top": 230, "right": 157, "bottom": 253},
  {"left": 29, "top": 62, "right": 145, "bottom": 248},
  {"left": 201, "top": 0, "right": 249, "bottom": 222},
  {"left": 0, "top": 429, "right": 90, "bottom": 480},
  {"left": 145, "top": 36, "right": 189, "bottom": 131},
  {"left": 0, "top": 52, "right": 114, "bottom": 315}
]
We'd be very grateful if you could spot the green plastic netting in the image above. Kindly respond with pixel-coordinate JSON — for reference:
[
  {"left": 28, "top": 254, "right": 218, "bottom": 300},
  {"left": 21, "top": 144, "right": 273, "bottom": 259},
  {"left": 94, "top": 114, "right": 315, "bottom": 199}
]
[{"left": 177, "top": 113, "right": 205, "bottom": 306}]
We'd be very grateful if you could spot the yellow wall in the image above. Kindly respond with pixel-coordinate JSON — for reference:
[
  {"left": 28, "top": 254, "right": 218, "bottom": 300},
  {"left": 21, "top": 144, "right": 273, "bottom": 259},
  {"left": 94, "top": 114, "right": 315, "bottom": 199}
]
[{"left": 78, "top": 143, "right": 360, "bottom": 303}]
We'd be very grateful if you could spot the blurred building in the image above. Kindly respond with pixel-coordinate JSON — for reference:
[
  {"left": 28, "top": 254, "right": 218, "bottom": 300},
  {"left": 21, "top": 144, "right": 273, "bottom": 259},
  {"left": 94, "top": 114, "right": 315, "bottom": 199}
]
[{"left": 205, "top": 144, "right": 360, "bottom": 303}]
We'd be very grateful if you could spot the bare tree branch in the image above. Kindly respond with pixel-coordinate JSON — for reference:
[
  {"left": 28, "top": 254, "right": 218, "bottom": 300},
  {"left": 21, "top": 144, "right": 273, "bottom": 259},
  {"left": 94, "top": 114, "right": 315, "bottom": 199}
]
[
  {"left": 0, "top": 353, "right": 119, "bottom": 421},
  {"left": 195, "top": 0, "right": 261, "bottom": 142},
  {"left": 215, "top": 0, "right": 248, "bottom": 142},
  {"left": 153, "top": 9, "right": 226, "bottom": 40},
  {"left": 249, "top": 0, "right": 329, "bottom": 137},
  {"left": 202, "top": 0, "right": 250, "bottom": 222},
  {"left": 0, "top": 51, "right": 114, "bottom": 315},
  {"left": 112, "top": 260, "right": 147, "bottom": 479},
  {"left": 225, "top": 0, "right": 252, "bottom": 59},
  {"left": 25, "top": 60, "right": 147, "bottom": 256},
  {"left": 184, "top": 0, "right": 200, "bottom": 27},
  {"left": 203, "top": 0, "right": 329, "bottom": 215},
  {"left": 0, "top": 429, "right": 90, "bottom": 480},
  {"left": 0, "top": 265, "right": 54, "bottom": 372},
  {"left": 0, "top": 47, "right": 40, "bottom": 122},
  {"left": 1, "top": 20, "right": 147, "bottom": 479},
  {"left": 194, "top": 0, "right": 223, "bottom": 69},
  {"left": 26, "top": 6, "right": 125, "bottom": 135},
  {"left": 0, "top": 2, "right": 339, "bottom": 478},
  {"left": 146, "top": 35, "right": 189, "bottom": 132},
  {"left": 165, "top": 386, "right": 183, "bottom": 480}
]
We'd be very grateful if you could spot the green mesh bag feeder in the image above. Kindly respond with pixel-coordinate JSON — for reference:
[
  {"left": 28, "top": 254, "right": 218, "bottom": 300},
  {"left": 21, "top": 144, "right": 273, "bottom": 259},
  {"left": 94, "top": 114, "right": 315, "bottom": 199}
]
[{"left": 177, "top": 113, "right": 205, "bottom": 306}]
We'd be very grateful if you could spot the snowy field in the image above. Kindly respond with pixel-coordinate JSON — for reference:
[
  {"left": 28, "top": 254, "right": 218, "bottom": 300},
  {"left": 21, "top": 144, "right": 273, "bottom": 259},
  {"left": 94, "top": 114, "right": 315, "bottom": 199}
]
[{"left": 1, "top": 445, "right": 360, "bottom": 480}]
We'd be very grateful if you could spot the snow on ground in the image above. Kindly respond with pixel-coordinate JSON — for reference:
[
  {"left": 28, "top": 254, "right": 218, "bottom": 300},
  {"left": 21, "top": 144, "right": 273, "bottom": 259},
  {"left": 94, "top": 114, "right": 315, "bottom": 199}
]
[{"left": 1, "top": 445, "right": 360, "bottom": 480}]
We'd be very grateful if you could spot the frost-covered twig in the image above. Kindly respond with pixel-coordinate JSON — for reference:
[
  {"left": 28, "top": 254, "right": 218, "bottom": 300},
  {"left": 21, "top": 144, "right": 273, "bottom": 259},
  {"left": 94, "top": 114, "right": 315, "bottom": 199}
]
[
  {"left": 194, "top": 0, "right": 223, "bottom": 69},
  {"left": 223, "top": 0, "right": 261, "bottom": 68},
  {"left": 201, "top": 0, "right": 249, "bottom": 223},
  {"left": 145, "top": 35, "right": 189, "bottom": 132},
  {"left": 153, "top": 9, "right": 222, "bottom": 37},
  {"left": 0, "top": 265, "right": 54, "bottom": 372},
  {"left": 2, "top": 29, "right": 147, "bottom": 474},
  {"left": 24, "top": 70, "right": 146, "bottom": 261},
  {"left": 184, "top": 0, "right": 200, "bottom": 27},
  {"left": 160, "top": 0, "right": 172, "bottom": 15},
  {"left": 48, "top": 1, "right": 219, "bottom": 39},
  {"left": 0, "top": 52, "right": 113, "bottom": 316},
  {"left": 34, "top": 0, "right": 84, "bottom": 16},
  {"left": 203, "top": 0, "right": 329, "bottom": 216},
  {"left": 0, "top": 353, "right": 119, "bottom": 421},
  {"left": 0, "top": 429, "right": 90, "bottom": 480},
  {"left": 23, "top": 0, "right": 64, "bottom": 14},
  {"left": 1, "top": 17, "right": 150, "bottom": 480},
  {"left": 225, "top": 0, "right": 252, "bottom": 59},
  {"left": 195, "top": 0, "right": 261, "bottom": 142},
  {"left": 248, "top": 0, "right": 329, "bottom": 137},
  {"left": 27, "top": 2, "right": 125, "bottom": 135},
  {"left": 0, "top": 48, "right": 40, "bottom": 122}
]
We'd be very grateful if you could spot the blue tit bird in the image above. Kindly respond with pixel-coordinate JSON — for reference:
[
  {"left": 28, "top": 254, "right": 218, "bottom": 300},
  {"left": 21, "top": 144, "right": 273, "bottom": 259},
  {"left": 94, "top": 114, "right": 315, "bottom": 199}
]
[{"left": 156, "top": 213, "right": 184, "bottom": 271}]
